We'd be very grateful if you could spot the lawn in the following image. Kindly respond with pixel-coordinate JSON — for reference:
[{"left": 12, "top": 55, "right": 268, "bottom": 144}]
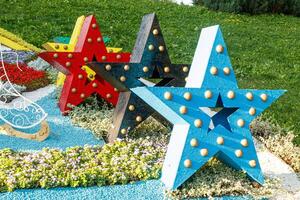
[{"left": 0, "top": 0, "right": 299, "bottom": 144}]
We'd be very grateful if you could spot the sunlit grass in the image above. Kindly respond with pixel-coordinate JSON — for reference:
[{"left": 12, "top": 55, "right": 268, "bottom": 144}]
[{"left": 0, "top": 0, "right": 299, "bottom": 143}]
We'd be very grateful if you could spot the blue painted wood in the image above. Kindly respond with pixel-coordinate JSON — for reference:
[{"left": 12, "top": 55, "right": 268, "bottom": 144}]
[
  {"left": 185, "top": 25, "right": 237, "bottom": 89},
  {"left": 53, "top": 36, "right": 71, "bottom": 44},
  {"left": 131, "top": 25, "right": 286, "bottom": 190}
]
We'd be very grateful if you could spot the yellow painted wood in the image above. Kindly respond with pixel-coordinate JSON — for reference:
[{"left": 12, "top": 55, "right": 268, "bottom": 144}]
[
  {"left": 43, "top": 15, "right": 85, "bottom": 52},
  {"left": 69, "top": 15, "right": 85, "bottom": 45},
  {"left": 42, "top": 43, "right": 75, "bottom": 52},
  {"left": 56, "top": 72, "right": 66, "bottom": 86},
  {"left": 0, "top": 120, "right": 50, "bottom": 142},
  {"left": 106, "top": 47, "right": 122, "bottom": 53},
  {"left": 81, "top": 65, "right": 96, "bottom": 80},
  {"left": 0, "top": 35, "right": 30, "bottom": 50},
  {"left": 0, "top": 27, "right": 41, "bottom": 52}
]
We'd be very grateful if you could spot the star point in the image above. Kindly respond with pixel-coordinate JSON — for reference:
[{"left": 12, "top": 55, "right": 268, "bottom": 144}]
[
  {"left": 88, "top": 13, "right": 190, "bottom": 142},
  {"left": 131, "top": 25, "right": 285, "bottom": 189},
  {"left": 39, "top": 15, "right": 131, "bottom": 113}
]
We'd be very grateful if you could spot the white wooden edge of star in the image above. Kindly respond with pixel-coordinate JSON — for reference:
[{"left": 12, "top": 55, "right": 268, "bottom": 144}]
[{"left": 185, "top": 25, "right": 219, "bottom": 88}]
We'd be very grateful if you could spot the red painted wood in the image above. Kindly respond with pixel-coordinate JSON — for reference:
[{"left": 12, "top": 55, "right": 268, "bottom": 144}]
[{"left": 39, "top": 15, "right": 131, "bottom": 113}]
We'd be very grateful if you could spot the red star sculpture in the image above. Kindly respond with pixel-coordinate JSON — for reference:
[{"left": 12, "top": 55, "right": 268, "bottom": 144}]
[{"left": 39, "top": 15, "right": 131, "bottom": 113}]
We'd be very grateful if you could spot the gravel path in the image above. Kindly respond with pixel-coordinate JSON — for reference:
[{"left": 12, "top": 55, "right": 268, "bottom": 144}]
[
  {"left": 256, "top": 140, "right": 300, "bottom": 199},
  {"left": 0, "top": 85, "right": 103, "bottom": 151}
]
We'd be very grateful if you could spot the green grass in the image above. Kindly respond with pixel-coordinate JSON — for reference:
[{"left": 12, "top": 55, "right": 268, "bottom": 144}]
[{"left": 0, "top": 0, "right": 299, "bottom": 144}]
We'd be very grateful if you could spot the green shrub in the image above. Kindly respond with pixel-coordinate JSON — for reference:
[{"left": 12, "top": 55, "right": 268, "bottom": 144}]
[{"left": 194, "top": 0, "right": 300, "bottom": 16}]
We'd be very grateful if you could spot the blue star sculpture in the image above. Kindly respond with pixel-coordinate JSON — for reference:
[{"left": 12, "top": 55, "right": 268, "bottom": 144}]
[{"left": 131, "top": 25, "right": 285, "bottom": 189}]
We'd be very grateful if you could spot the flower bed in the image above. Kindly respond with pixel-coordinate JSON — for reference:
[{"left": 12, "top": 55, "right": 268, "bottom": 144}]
[
  {"left": 1, "top": 62, "right": 50, "bottom": 91},
  {"left": 0, "top": 50, "right": 35, "bottom": 64},
  {"left": 0, "top": 140, "right": 163, "bottom": 192}
]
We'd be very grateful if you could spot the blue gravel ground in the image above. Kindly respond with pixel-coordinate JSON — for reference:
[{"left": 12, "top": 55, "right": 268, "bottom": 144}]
[
  {"left": 0, "top": 91, "right": 104, "bottom": 151},
  {"left": 0, "top": 180, "right": 164, "bottom": 200},
  {"left": 0, "top": 180, "right": 252, "bottom": 200}
]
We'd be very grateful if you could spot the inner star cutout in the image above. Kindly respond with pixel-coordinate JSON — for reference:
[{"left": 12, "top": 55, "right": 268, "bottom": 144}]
[
  {"left": 200, "top": 95, "right": 238, "bottom": 132},
  {"left": 39, "top": 15, "right": 131, "bottom": 113},
  {"left": 131, "top": 25, "right": 285, "bottom": 189},
  {"left": 88, "top": 13, "right": 190, "bottom": 142}
]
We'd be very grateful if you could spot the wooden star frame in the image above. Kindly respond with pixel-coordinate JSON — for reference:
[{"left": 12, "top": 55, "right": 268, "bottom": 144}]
[
  {"left": 88, "top": 13, "right": 190, "bottom": 142},
  {"left": 39, "top": 15, "right": 131, "bottom": 113},
  {"left": 132, "top": 25, "right": 285, "bottom": 189},
  {"left": 43, "top": 15, "right": 123, "bottom": 87}
]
